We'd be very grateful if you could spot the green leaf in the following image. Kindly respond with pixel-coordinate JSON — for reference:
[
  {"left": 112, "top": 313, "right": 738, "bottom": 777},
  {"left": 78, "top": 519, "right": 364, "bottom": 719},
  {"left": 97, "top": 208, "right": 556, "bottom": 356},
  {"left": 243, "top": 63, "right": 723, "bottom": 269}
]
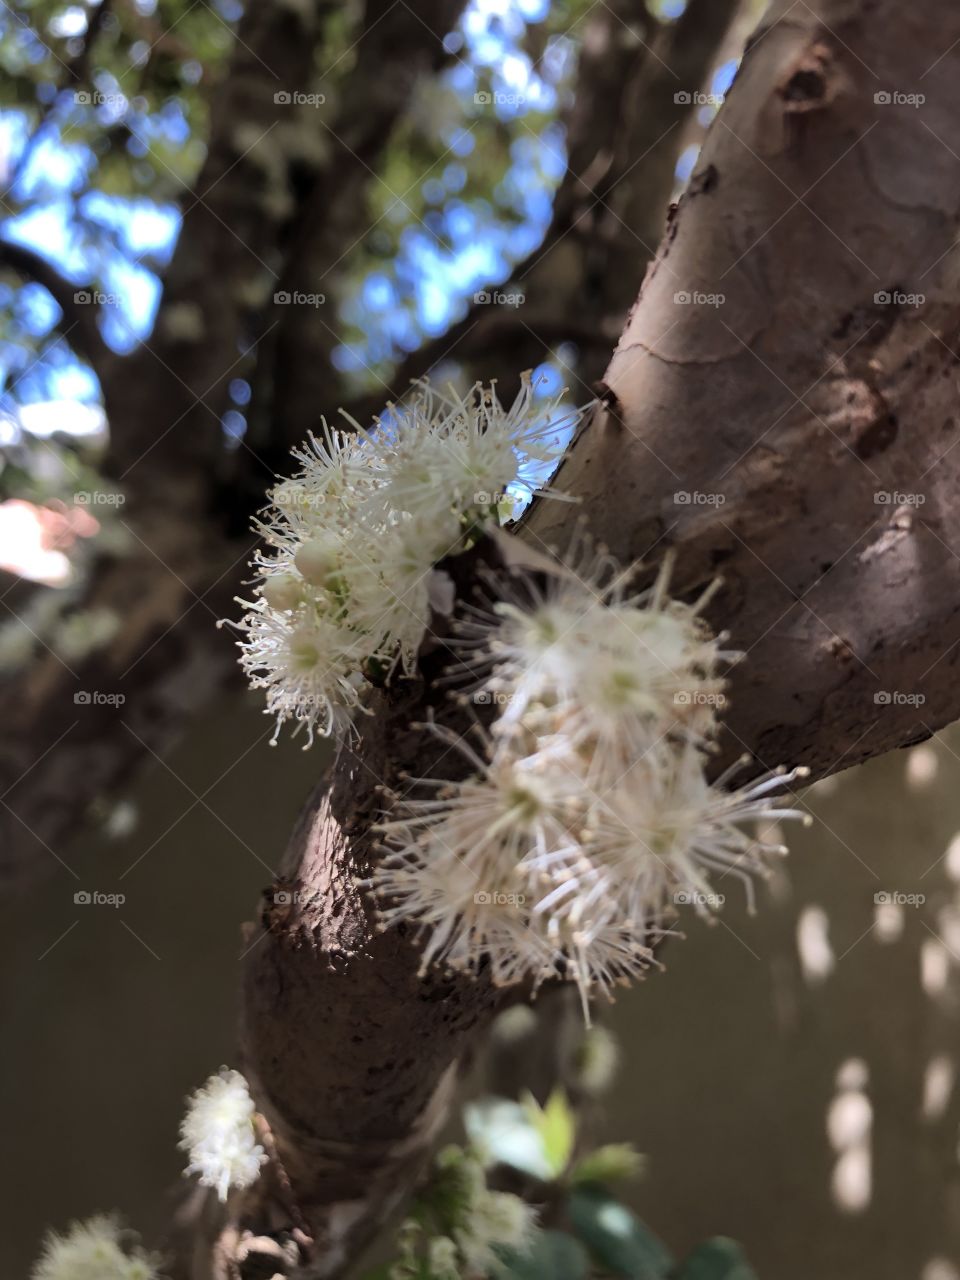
[
  {"left": 524, "top": 1088, "right": 577, "bottom": 1179},
  {"left": 463, "top": 1097, "right": 554, "bottom": 1180},
  {"left": 571, "top": 1143, "right": 645, "bottom": 1187},
  {"left": 495, "top": 1230, "right": 591, "bottom": 1280},
  {"left": 568, "top": 1185, "right": 673, "bottom": 1279},
  {"left": 674, "top": 1238, "right": 759, "bottom": 1280}
]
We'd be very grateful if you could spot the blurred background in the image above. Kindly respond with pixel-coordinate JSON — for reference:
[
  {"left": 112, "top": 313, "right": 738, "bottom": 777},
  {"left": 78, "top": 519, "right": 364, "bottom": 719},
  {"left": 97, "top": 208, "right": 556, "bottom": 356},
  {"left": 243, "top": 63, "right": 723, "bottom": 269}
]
[{"left": 2, "top": 0, "right": 958, "bottom": 1276}]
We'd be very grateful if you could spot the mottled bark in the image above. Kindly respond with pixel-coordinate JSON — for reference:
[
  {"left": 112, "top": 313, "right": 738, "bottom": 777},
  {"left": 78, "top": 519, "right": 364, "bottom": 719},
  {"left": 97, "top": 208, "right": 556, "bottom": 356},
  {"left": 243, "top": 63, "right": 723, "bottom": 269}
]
[{"left": 528, "top": 0, "right": 960, "bottom": 779}]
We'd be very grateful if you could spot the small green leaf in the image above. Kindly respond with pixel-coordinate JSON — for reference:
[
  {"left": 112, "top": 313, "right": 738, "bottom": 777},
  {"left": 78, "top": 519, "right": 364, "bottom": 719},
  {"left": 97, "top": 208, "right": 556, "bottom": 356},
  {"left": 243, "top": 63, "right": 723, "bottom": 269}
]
[
  {"left": 463, "top": 1097, "right": 554, "bottom": 1180},
  {"left": 495, "top": 1230, "right": 591, "bottom": 1280},
  {"left": 523, "top": 1087, "right": 576, "bottom": 1178},
  {"left": 568, "top": 1185, "right": 673, "bottom": 1279},
  {"left": 571, "top": 1143, "right": 645, "bottom": 1186},
  {"left": 674, "top": 1238, "right": 759, "bottom": 1280}
]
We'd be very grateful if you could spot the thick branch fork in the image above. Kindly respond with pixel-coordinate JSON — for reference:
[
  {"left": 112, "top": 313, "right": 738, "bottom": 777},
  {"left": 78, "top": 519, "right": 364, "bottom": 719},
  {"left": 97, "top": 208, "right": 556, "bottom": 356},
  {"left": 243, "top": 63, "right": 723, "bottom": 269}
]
[{"left": 219, "top": 2, "right": 960, "bottom": 1276}]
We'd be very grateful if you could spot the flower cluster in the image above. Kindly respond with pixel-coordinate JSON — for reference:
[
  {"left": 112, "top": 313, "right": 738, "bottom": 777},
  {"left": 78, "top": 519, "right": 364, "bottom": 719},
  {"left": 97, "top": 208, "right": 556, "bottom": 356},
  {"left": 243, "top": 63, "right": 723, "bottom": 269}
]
[
  {"left": 178, "top": 1067, "right": 266, "bottom": 1202},
  {"left": 390, "top": 1144, "right": 537, "bottom": 1280},
  {"left": 371, "top": 541, "right": 810, "bottom": 1015},
  {"left": 31, "top": 1217, "right": 164, "bottom": 1280},
  {"left": 232, "top": 377, "right": 575, "bottom": 744}
]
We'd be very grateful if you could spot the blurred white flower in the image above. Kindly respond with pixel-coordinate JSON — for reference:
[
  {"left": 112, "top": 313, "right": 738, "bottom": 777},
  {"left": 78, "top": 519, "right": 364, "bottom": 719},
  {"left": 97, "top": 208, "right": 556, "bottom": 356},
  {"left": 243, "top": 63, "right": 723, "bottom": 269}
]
[
  {"left": 178, "top": 1067, "right": 266, "bottom": 1202},
  {"left": 31, "top": 1216, "right": 163, "bottom": 1280},
  {"left": 391, "top": 1144, "right": 536, "bottom": 1280},
  {"left": 456, "top": 1187, "right": 537, "bottom": 1272},
  {"left": 575, "top": 1024, "right": 621, "bottom": 1095}
]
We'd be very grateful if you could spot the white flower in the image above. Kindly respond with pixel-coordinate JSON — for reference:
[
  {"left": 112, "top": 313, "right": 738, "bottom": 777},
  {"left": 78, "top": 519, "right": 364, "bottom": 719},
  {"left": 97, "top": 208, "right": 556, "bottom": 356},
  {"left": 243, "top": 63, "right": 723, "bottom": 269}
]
[
  {"left": 31, "top": 1216, "right": 163, "bottom": 1280},
  {"left": 234, "top": 603, "right": 366, "bottom": 744},
  {"left": 426, "top": 1235, "right": 460, "bottom": 1279},
  {"left": 372, "top": 375, "right": 574, "bottom": 513},
  {"left": 454, "top": 539, "right": 734, "bottom": 769},
  {"left": 371, "top": 724, "right": 577, "bottom": 980},
  {"left": 455, "top": 1189, "right": 537, "bottom": 1272},
  {"left": 370, "top": 536, "right": 811, "bottom": 1018},
  {"left": 178, "top": 1067, "right": 266, "bottom": 1202},
  {"left": 231, "top": 375, "right": 581, "bottom": 744},
  {"left": 575, "top": 745, "right": 811, "bottom": 923}
]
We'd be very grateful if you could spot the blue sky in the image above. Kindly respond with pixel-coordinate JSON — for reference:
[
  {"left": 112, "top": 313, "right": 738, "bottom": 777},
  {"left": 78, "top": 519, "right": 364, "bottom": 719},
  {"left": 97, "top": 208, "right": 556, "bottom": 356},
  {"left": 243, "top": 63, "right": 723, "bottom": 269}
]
[{"left": 0, "top": 0, "right": 734, "bottom": 437}]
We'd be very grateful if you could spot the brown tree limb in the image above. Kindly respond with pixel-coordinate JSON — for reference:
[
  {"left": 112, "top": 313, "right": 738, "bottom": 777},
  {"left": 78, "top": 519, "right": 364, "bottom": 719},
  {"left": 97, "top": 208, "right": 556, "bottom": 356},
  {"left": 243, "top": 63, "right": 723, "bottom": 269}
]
[
  {"left": 103, "top": 0, "right": 339, "bottom": 483},
  {"left": 222, "top": 3, "right": 960, "bottom": 1277},
  {"left": 526, "top": 0, "right": 960, "bottom": 779}
]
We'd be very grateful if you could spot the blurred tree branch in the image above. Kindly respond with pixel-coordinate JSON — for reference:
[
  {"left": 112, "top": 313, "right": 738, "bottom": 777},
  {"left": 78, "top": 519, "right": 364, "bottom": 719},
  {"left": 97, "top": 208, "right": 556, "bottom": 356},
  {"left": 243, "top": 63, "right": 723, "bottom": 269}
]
[{"left": 0, "top": 239, "right": 112, "bottom": 382}]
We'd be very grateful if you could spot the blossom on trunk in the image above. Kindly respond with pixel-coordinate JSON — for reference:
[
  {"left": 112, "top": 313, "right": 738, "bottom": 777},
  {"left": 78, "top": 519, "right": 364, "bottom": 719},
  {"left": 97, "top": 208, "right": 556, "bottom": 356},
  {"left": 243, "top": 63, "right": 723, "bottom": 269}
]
[
  {"left": 231, "top": 376, "right": 579, "bottom": 744},
  {"left": 370, "top": 539, "right": 810, "bottom": 1017},
  {"left": 178, "top": 1067, "right": 266, "bottom": 1202}
]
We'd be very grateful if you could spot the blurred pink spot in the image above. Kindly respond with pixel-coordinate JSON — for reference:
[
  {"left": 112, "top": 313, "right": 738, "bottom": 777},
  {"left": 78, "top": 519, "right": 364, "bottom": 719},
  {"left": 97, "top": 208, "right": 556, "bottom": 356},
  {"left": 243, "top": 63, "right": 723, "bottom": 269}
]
[{"left": 0, "top": 499, "right": 100, "bottom": 585}]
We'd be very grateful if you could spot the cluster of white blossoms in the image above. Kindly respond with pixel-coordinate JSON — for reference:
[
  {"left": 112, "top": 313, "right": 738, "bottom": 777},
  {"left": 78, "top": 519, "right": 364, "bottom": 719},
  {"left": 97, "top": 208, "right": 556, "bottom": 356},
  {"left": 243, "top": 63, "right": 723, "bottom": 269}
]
[
  {"left": 232, "top": 377, "right": 575, "bottom": 744},
  {"left": 31, "top": 1217, "right": 164, "bottom": 1280},
  {"left": 391, "top": 1144, "right": 537, "bottom": 1280},
  {"left": 178, "top": 1067, "right": 266, "bottom": 1202},
  {"left": 371, "top": 542, "right": 811, "bottom": 1015}
]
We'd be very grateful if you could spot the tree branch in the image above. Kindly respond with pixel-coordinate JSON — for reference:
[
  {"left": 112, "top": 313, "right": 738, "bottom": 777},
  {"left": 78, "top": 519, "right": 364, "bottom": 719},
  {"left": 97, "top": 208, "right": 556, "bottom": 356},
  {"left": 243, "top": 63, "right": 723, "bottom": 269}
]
[
  {"left": 0, "top": 239, "right": 114, "bottom": 385},
  {"left": 220, "top": 3, "right": 960, "bottom": 1277}
]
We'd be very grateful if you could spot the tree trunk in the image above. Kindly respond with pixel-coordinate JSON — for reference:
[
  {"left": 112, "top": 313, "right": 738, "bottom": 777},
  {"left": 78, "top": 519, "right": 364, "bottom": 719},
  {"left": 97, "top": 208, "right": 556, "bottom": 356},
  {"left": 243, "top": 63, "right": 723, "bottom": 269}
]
[{"left": 222, "top": 2, "right": 960, "bottom": 1277}]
